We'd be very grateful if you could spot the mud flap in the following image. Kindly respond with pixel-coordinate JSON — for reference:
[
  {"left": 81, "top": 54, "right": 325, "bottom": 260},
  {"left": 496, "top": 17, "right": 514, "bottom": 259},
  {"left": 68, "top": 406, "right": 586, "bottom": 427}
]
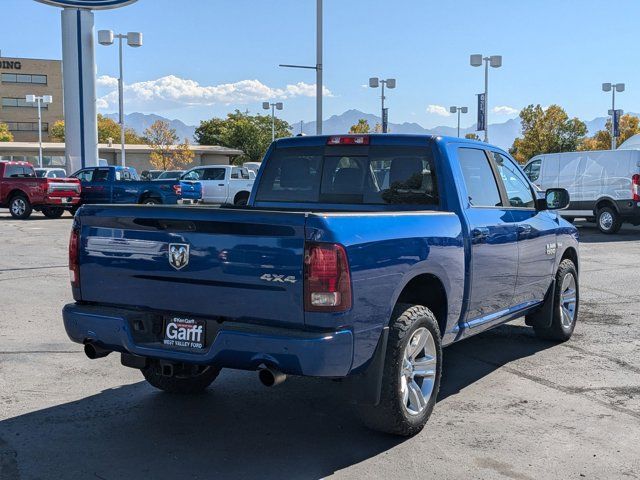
[
  {"left": 525, "top": 279, "right": 556, "bottom": 329},
  {"left": 347, "top": 327, "right": 389, "bottom": 406}
]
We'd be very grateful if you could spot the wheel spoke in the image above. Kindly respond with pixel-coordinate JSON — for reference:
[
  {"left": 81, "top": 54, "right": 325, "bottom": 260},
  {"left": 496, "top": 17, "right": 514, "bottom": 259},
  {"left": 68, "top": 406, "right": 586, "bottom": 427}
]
[
  {"left": 407, "top": 380, "right": 425, "bottom": 412},
  {"left": 412, "top": 356, "right": 436, "bottom": 377},
  {"left": 408, "top": 329, "right": 429, "bottom": 359}
]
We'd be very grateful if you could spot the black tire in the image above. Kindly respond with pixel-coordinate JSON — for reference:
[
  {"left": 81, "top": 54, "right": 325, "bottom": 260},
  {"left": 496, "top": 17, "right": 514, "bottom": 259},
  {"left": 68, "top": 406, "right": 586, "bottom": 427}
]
[
  {"left": 142, "top": 362, "right": 220, "bottom": 394},
  {"left": 234, "top": 193, "right": 249, "bottom": 206},
  {"left": 596, "top": 206, "right": 621, "bottom": 234},
  {"left": 533, "top": 259, "right": 579, "bottom": 342},
  {"left": 9, "top": 194, "right": 32, "bottom": 219},
  {"left": 42, "top": 207, "right": 65, "bottom": 219},
  {"left": 358, "top": 304, "right": 442, "bottom": 436},
  {"left": 141, "top": 197, "right": 161, "bottom": 205}
]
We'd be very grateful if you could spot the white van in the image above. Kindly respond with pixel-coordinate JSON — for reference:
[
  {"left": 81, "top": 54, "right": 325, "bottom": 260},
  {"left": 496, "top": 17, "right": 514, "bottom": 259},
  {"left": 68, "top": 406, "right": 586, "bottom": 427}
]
[{"left": 523, "top": 150, "right": 640, "bottom": 233}]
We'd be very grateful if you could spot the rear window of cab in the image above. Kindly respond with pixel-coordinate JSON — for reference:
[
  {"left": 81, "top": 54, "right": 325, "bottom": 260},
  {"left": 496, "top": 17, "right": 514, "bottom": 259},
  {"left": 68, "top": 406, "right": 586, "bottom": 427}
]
[{"left": 255, "top": 146, "right": 439, "bottom": 206}]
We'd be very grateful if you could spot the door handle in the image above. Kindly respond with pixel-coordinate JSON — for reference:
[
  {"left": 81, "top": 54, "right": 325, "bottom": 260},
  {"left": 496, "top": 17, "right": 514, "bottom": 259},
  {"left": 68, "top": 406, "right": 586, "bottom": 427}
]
[
  {"left": 471, "top": 227, "right": 489, "bottom": 242},
  {"left": 517, "top": 224, "right": 532, "bottom": 237},
  {"left": 218, "top": 183, "right": 224, "bottom": 186}
]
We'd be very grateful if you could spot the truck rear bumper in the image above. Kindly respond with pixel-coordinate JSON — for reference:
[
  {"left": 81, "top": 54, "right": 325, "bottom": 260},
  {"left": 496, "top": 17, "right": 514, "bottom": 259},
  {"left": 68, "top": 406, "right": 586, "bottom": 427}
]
[{"left": 62, "top": 303, "right": 354, "bottom": 377}]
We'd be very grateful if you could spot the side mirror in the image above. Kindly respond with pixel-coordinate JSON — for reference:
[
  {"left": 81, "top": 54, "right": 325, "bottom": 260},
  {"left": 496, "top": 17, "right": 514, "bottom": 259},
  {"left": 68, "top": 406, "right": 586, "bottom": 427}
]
[{"left": 544, "top": 188, "right": 570, "bottom": 210}]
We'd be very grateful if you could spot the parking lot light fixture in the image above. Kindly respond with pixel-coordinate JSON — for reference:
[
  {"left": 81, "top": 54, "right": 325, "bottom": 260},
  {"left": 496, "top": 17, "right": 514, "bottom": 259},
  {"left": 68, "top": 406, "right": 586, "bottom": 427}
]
[
  {"left": 602, "top": 82, "right": 625, "bottom": 149},
  {"left": 449, "top": 106, "right": 468, "bottom": 138},
  {"left": 470, "top": 54, "right": 502, "bottom": 142},
  {"left": 263, "top": 102, "right": 284, "bottom": 142},
  {"left": 98, "top": 29, "right": 143, "bottom": 167},
  {"left": 369, "top": 77, "right": 396, "bottom": 133},
  {"left": 25, "top": 94, "right": 53, "bottom": 168}
]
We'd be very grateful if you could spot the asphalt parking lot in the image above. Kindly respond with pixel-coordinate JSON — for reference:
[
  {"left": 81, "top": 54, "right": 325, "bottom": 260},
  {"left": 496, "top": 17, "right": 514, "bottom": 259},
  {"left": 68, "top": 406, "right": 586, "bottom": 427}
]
[{"left": 0, "top": 212, "right": 639, "bottom": 480}]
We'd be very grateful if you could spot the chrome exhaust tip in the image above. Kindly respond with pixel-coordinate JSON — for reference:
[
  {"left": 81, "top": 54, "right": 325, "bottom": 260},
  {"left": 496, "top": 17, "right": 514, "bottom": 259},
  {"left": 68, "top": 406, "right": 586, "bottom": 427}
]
[{"left": 258, "top": 367, "right": 287, "bottom": 387}]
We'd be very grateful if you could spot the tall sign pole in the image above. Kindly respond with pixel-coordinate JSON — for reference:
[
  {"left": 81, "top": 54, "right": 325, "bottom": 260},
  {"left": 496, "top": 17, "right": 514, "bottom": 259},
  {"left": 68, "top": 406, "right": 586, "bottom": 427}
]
[
  {"left": 316, "top": 0, "right": 323, "bottom": 135},
  {"left": 34, "top": 1, "right": 138, "bottom": 173}
]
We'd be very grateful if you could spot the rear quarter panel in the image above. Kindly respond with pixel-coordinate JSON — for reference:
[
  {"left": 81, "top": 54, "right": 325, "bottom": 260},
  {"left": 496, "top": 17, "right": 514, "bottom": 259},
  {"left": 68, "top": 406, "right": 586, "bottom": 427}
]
[{"left": 305, "top": 211, "right": 464, "bottom": 371}]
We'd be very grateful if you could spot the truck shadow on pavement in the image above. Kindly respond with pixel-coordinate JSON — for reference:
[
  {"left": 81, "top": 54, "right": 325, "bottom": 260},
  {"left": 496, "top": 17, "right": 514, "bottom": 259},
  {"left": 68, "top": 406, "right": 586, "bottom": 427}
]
[
  {"left": 575, "top": 222, "right": 640, "bottom": 243},
  {"left": 0, "top": 324, "right": 555, "bottom": 480}
]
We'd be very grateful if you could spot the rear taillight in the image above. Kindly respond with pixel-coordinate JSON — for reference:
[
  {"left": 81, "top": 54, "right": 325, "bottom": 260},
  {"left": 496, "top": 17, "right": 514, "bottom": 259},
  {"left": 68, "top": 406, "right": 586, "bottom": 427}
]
[
  {"left": 327, "top": 135, "right": 369, "bottom": 145},
  {"left": 69, "top": 226, "right": 80, "bottom": 288},
  {"left": 304, "top": 242, "right": 352, "bottom": 312},
  {"left": 173, "top": 184, "right": 182, "bottom": 196},
  {"left": 633, "top": 174, "right": 640, "bottom": 202}
]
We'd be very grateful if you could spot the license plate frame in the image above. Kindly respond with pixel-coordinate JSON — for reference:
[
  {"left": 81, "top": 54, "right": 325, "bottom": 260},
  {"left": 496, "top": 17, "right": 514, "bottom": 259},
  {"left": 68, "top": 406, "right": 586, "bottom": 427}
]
[{"left": 162, "top": 315, "right": 206, "bottom": 350}]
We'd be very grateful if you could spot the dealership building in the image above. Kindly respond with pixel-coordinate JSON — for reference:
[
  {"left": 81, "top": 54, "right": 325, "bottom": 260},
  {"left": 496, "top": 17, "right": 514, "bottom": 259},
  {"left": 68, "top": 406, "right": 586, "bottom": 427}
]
[{"left": 0, "top": 55, "right": 64, "bottom": 142}]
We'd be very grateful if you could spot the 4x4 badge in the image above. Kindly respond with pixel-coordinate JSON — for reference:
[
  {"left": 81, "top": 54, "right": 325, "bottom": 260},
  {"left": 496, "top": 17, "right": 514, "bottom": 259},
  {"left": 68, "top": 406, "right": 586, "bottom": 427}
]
[{"left": 168, "top": 243, "right": 190, "bottom": 270}]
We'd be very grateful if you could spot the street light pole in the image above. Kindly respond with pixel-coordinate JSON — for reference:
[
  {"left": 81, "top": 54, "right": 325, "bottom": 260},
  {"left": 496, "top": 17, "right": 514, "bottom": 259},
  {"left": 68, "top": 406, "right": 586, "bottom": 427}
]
[
  {"left": 602, "top": 82, "right": 625, "bottom": 150},
  {"left": 470, "top": 54, "right": 502, "bottom": 142},
  {"left": 450, "top": 106, "right": 468, "bottom": 137},
  {"left": 25, "top": 94, "right": 52, "bottom": 168},
  {"left": 369, "top": 77, "right": 396, "bottom": 133},
  {"left": 263, "top": 102, "right": 283, "bottom": 142},
  {"left": 98, "top": 30, "right": 143, "bottom": 167},
  {"left": 280, "top": 0, "right": 323, "bottom": 135}
]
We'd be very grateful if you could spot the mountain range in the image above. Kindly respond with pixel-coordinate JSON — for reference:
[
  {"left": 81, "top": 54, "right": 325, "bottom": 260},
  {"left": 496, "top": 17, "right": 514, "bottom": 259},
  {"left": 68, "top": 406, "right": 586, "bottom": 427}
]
[{"left": 110, "top": 110, "right": 622, "bottom": 151}]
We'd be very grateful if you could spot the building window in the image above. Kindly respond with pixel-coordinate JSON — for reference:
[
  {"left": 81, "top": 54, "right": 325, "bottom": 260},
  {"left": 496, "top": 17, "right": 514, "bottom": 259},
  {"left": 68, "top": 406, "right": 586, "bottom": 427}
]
[
  {"left": 6, "top": 122, "right": 49, "bottom": 132},
  {"left": 1, "top": 73, "right": 47, "bottom": 85},
  {"left": 1, "top": 97, "right": 49, "bottom": 109}
]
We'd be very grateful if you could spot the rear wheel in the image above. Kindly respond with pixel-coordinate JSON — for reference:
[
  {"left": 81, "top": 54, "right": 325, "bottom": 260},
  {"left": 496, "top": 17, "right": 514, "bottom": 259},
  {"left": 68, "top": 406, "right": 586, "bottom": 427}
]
[
  {"left": 234, "top": 193, "right": 249, "bottom": 206},
  {"left": 42, "top": 207, "right": 65, "bottom": 219},
  {"left": 142, "top": 362, "right": 220, "bottom": 394},
  {"left": 9, "top": 195, "right": 32, "bottom": 219},
  {"left": 141, "top": 197, "right": 161, "bottom": 205},
  {"left": 358, "top": 304, "right": 442, "bottom": 436},
  {"left": 533, "top": 259, "right": 579, "bottom": 342},
  {"left": 596, "top": 206, "right": 621, "bottom": 234}
]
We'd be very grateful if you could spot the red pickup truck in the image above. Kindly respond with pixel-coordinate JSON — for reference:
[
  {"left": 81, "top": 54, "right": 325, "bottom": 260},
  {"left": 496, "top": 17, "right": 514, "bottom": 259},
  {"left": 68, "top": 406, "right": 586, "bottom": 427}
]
[{"left": 0, "top": 161, "right": 81, "bottom": 219}]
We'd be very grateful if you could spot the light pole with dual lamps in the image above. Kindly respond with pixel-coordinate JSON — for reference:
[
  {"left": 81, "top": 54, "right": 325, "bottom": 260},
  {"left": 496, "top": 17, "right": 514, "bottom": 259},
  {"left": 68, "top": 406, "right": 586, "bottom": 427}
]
[
  {"left": 449, "top": 106, "right": 468, "bottom": 138},
  {"left": 97, "top": 29, "right": 143, "bottom": 167},
  {"left": 369, "top": 77, "right": 396, "bottom": 133},
  {"left": 25, "top": 94, "right": 52, "bottom": 168},
  {"left": 470, "top": 54, "right": 502, "bottom": 142},
  {"left": 602, "top": 82, "right": 625, "bottom": 150},
  {"left": 263, "top": 102, "right": 283, "bottom": 142}
]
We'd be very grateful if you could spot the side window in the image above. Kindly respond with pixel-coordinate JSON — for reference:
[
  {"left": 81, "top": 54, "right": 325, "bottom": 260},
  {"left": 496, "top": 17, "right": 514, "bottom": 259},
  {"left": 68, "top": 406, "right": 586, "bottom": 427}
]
[
  {"left": 491, "top": 152, "right": 535, "bottom": 208},
  {"left": 183, "top": 169, "right": 204, "bottom": 180},
  {"left": 74, "top": 169, "right": 94, "bottom": 182},
  {"left": 116, "top": 170, "right": 132, "bottom": 181},
  {"left": 92, "top": 169, "right": 110, "bottom": 182},
  {"left": 4, "top": 165, "right": 23, "bottom": 178},
  {"left": 524, "top": 159, "right": 541, "bottom": 183},
  {"left": 22, "top": 167, "right": 36, "bottom": 178},
  {"left": 203, "top": 168, "right": 225, "bottom": 181},
  {"left": 458, "top": 148, "right": 502, "bottom": 207},
  {"left": 230, "top": 167, "right": 241, "bottom": 179}
]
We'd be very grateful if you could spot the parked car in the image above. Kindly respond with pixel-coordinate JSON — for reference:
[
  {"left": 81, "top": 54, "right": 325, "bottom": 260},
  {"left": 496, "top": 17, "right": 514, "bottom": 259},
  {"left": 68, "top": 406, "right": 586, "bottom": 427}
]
[
  {"left": 181, "top": 165, "right": 254, "bottom": 205},
  {"left": 63, "top": 134, "right": 579, "bottom": 436},
  {"left": 155, "top": 170, "right": 184, "bottom": 180},
  {"left": 35, "top": 168, "right": 68, "bottom": 179},
  {"left": 70, "top": 166, "right": 201, "bottom": 210},
  {"left": 243, "top": 161, "right": 261, "bottom": 175},
  {"left": 523, "top": 149, "right": 640, "bottom": 233},
  {"left": 0, "top": 161, "right": 81, "bottom": 219}
]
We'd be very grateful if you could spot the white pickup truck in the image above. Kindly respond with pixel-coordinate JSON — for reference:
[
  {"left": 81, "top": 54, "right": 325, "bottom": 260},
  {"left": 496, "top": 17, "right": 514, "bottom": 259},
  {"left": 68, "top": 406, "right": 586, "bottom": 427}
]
[{"left": 181, "top": 165, "right": 254, "bottom": 205}]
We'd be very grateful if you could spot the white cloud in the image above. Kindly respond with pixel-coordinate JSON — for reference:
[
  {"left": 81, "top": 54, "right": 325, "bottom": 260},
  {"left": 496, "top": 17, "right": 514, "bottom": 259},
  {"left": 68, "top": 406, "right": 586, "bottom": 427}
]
[
  {"left": 492, "top": 105, "right": 519, "bottom": 115},
  {"left": 95, "top": 74, "right": 333, "bottom": 111},
  {"left": 426, "top": 104, "right": 451, "bottom": 117}
]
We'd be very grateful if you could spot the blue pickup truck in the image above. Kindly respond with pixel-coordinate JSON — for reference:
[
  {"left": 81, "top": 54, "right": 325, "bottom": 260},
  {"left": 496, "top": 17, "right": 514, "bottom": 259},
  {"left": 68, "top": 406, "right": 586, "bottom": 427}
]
[
  {"left": 69, "top": 166, "right": 201, "bottom": 210},
  {"left": 63, "top": 135, "right": 579, "bottom": 436}
]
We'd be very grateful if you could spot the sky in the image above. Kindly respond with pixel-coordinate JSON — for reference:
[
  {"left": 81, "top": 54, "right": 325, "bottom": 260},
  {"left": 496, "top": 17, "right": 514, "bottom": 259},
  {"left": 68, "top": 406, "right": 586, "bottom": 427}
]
[{"left": 2, "top": 0, "right": 640, "bottom": 129}]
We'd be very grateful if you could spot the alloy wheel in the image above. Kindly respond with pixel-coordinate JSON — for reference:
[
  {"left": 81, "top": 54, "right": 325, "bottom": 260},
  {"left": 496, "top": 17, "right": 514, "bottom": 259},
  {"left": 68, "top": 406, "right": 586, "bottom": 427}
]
[{"left": 400, "top": 327, "right": 437, "bottom": 416}]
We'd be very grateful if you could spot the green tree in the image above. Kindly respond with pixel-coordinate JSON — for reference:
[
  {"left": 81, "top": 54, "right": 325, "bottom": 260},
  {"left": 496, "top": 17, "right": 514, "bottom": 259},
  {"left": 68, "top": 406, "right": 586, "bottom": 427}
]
[
  {"left": 349, "top": 119, "right": 371, "bottom": 133},
  {"left": 464, "top": 133, "right": 481, "bottom": 141},
  {"left": 509, "top": 104, "right": 587, "bottom": 164},
  {"left": 578, "top": 114, "right": 640, "bottom": 151},
  {"left": 144, "top": 120, "right": 195, "bottom": 171},
  {"left": 195, "top": 110, "right": 291, "bottom": 163},
  {"left": 49, "top": 115, "right": 144, "bottom": 144},
  {"left": 0, "top": 123, "right": 14, "bottom": 142}
]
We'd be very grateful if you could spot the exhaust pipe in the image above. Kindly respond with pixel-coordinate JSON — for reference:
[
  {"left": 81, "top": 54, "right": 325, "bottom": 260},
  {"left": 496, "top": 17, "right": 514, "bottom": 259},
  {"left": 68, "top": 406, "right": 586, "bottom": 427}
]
[
  {"left": 84, "top": 342, "right": 111, "bottom": 359},
  {"left": 258, "top": 366, "right": 287, "bottom": 387}
]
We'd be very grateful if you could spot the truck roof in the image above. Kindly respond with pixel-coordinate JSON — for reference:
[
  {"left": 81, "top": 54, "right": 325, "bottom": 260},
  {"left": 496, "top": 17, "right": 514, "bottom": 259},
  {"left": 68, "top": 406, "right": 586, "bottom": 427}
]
[{"left": 273, "top": 133, "right": 491, "bottom": 149}]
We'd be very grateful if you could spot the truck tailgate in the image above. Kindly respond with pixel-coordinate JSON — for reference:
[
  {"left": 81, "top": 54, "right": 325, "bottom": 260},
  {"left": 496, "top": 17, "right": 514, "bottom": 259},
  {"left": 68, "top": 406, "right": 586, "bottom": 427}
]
[{"left": 77, "top": 206, "right": 307, "bottom": 327}]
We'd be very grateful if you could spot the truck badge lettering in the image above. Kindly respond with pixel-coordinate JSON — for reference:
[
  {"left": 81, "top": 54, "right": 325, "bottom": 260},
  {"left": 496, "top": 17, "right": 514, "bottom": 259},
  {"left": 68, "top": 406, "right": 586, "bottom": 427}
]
[{"left": 260, "top": 273, "right": 297, "bottom": 283}]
